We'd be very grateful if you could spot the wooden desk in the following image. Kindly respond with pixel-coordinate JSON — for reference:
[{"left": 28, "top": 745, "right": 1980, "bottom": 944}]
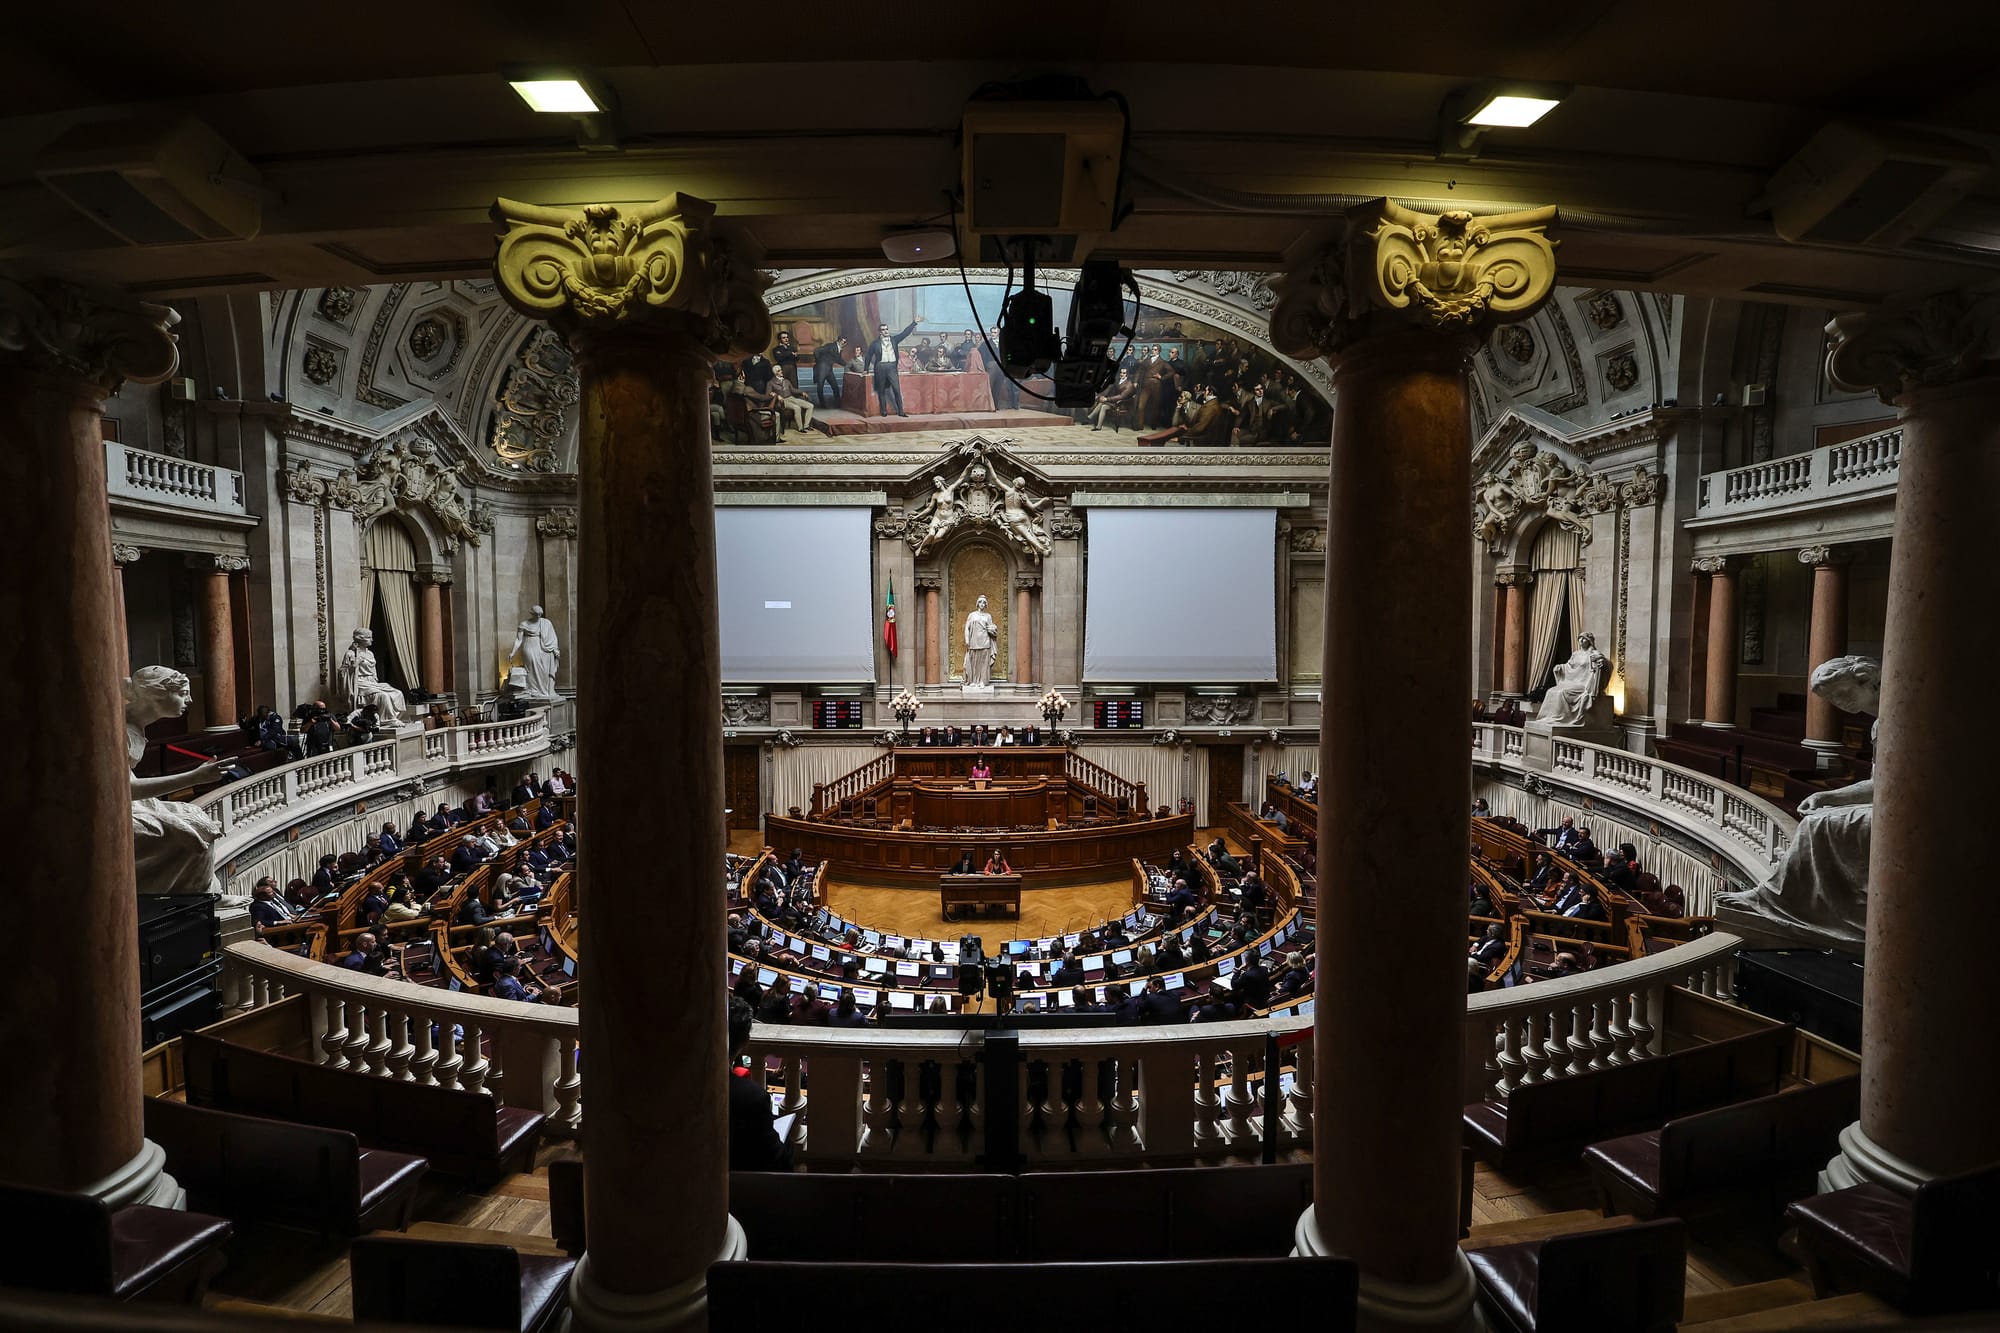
[
  {"left": 766, "top": 812, "right": 1194, "bottom": 889},
  {"left": 940, "top": 873, "right": 1022, "bottom": 919}
]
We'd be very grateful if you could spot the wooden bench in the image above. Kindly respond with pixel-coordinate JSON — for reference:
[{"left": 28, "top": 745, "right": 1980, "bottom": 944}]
[
  {"left": 1463, "top": 1023, "right": 1794, "bottom": 1166},
  {"left": 144, "top": 1095, "right": 429, "bottom": 1235},
  {"left": 1464, "top": 1215, "right": 1685, "bottom": 1333},
  {"left": 180, "top": 1028, "right": 544, "bottom": 1183},
  {"left": 708, "top": 1258, "right": 1357, "bottom": 1333},
  {"left": 350, "top": 1234, "right": 574, "bottom": 1332},
  {"left": 0, "top": 1180, "right": 232, "bottom": 1304},
  {"left": 1786, "top": 1160, "right": 2000, "bottom": 1315},
  {"left": 1017, "top": 1163, "right": 1312, "bottom": 1260},
  {"left": 1583, "top": 1074, "right": 1860, "bottom": 1221}
]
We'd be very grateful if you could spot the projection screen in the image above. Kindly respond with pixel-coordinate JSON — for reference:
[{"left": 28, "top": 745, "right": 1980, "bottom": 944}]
[
  {"left": 1082, "top": 508, "right": 1278, "bottom": 681},
  {"left": 717, "top": 506, "right": 876, "bottom": 683}
]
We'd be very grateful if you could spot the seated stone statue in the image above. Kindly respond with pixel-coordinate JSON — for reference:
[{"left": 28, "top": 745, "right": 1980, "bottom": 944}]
[
  {"left": 125, "top": 666, "right": 226, "bottom": 897},
  {"left": 1717, "top": 655, "right": 1880, "bottom": 947},
  {"left": 339, "top": 628, "right": 406, "bottom": 726},
  {"left": 1533, "top": 631, "right": 1609, "bottom": 727}
]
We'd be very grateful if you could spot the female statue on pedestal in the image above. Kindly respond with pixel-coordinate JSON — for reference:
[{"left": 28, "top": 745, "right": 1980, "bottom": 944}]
[
  {"left": 509, "top": 604, "right": 562, "bottom": 699},
  {"left": 339, "top": 628, "right": 406, "bottom": 725},
  {"left": 1533, "top": 631, "right": 1609, "bottom": 726},
  {"left": 1718, "top": 655, "right": 1880, "bottom": 947},
  {"left": 125, "top": 666, "right": 225, "bottom": 896},
  {"left": 963, "top": 595, "right": 997, "bottom": 689}
]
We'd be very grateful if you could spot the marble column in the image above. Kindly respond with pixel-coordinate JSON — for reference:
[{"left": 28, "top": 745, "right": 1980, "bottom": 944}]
[
  {"left": 919, "top": 576, "right": 942, "bottom": 686},
  {"left": 1798, "top": 546, "right": 1850, "bottom": 769},
  {"left": 416, "top": 568, "right": 450, "bottom": 696},
  {"left": 190, "top": 554, "right": 244, "bottom": 731},
  {"left": 1820, "top": 294, "right": 2000, "bottom": 1193},
  {"left": 1273, "top": 199, "right": 1557, "bottom": 1331},
  {"left": 111, "top": 543, "right": 143, "bottom": 673},
  {"left": 0, "top": 276, "right": 184, "bottom": 1208},
  {"left": 1488, "top": 580, "right": 1507, "bottom": 695},
  {"left": 1014, "top": 574, "right": 1037, "bottom": 686},
  {"left": 1499, "top": 570, "right": 1533, "bottom": 696},
  {"left": 1695, "top": 555, "right": 1738, "bottom": 727},
  {"left": 494, "top": 193, "right": 768, "bottom": 1331}
]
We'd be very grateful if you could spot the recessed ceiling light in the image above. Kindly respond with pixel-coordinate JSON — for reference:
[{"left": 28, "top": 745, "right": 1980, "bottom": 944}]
[
  {"left": 1466, "top": 94, "right": 1561, "bottom": 128},
  {"left": 509, "top": 79, "right": 602, "bottom": 115}
]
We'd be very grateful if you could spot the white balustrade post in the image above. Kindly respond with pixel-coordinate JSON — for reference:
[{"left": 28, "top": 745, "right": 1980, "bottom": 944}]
[{"left": 494, "top": 1025, "right": 561, "bottom": 1118}]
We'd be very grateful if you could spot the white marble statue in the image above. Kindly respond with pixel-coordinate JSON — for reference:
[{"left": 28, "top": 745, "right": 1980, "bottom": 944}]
[
  {"left": 1000, "top": 475, "right": 1052, "bottom": 559},
  {"left": 963, "top": 594, "right": 997, "bottom": 689},
  {"left": 1534, "top": 631, "right": 1610, "bottom": 726},
  {"left": 916, "top": 475, "right": 961, "bottom": 555},
  {"left": 509, "top": 604, "right": 562, "bottom": 699},
  {"left": 339, "top": 628, "right": 406, "bottom": 725},
  {"left": 1717, "top": 655, "right": 1880, "bottom": 947},
  {"left": 125, "top": 666, "right": 225, "bottom": 897}
]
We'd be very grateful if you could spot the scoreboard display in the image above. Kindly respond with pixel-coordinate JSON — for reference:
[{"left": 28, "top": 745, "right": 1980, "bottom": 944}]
[
  {"left": 1093, "top": 700, "right": 1145, "bottom": 729},
  {"left": 812, "top": 700, "right": 864, "bottom": 729}
]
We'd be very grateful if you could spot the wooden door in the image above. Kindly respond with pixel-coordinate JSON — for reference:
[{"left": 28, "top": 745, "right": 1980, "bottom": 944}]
[
  {"left": 1207, "top": 744, "right": 1243, "bottom": 823},
  {"left": 724, "top": 745, "right": 762, "bottom": 830}
]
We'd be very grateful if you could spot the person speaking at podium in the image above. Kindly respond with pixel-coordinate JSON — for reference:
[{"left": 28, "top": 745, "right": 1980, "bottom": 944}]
[
  {"left": 969, "top": 755, "right": 992, "bottom": 782},
  {"left": 984, "top": 849, "right": 1013, "bottom": 875}
]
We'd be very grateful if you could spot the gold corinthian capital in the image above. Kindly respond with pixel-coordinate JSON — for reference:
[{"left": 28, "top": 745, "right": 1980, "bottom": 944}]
[
  {"left": 490, "top": 192, "right": 772, "bottom": 357},
  {"left": 1270, "top": 199, "right": 1559, "bottom": 362}
]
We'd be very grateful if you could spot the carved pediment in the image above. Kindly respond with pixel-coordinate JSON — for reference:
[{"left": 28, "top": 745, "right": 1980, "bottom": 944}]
[
  {"left": 350, "top": 434, "right": 484, "bottom": 552},
  {"left": 892, "top": 437, "right": 1059, "bottom": 562}
]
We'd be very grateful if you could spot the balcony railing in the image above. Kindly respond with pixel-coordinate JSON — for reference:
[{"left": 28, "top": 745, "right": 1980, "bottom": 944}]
[
  {"left": 221, "top": 929, "right": 1744, "bottom": 1166},
  {"left": 1693, "top": 426, "right": 1901, "bottom": 520},
  {"left": 105, "top": 441, "right": 247, "bottom": 517}
]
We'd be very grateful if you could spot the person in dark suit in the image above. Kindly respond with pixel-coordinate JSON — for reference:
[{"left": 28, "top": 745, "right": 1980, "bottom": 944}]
[
  {"left": 813, "top": 336, "right": 849, "bottom": 409},
  {"left": 511, "top": 775, "right": 538, "bottom": 806},
  {"left": 1235, "top": 956, "right": 1274, "bottom": 1008},
  {"left": 944, "top": 725, "right": 963, "bottom": 746},
  {"left": 1051, "top": 952, "right": 1084, "bottom": 988},
  {"left": 740, "top": 350, "right": 776, "bottom": 393},
  {"left": 729, "top": 997, "right": 795, "bottom": 1171},
  {"left": 1470, "top": 923, "right": 1508, "bottom": 968},
  {"left": 1166, "top": 879, "right": 1200, "bottom": 922},
  {"left": 488, "top": 955, "right": 541, "bottom": 1003},
  {"left": 771, "top": 330, "right": 798, "bottom": 381},
  {"left": 451, "top": 836, "right": 488, "bottom": 873},
  {"left": 1136, "top": 976, "right": 1181, "bottom": 1023},
  {"left": 865, "top": 319, "right": 919, "bottom": 417},
  {"left": 950, "top": 849, "right": 977, "bottom": 874}
]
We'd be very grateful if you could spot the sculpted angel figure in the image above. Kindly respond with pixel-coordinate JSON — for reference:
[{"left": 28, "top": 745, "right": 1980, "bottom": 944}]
[
  {"left": 999, "top": 475, "right": 1051, "bottom": 559},
  {"left": 915, "top": 474, "right": 963, "bottom": 554}
]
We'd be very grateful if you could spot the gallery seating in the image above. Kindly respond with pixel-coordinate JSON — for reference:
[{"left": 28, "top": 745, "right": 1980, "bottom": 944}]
[
  {"left": 1465, "top": 1216, "right": 1686, "bottom": 1333},
  {"left": 0, "top": 1180, "right": 233, "bottom": 1305},
  {"left": 1582, "top": 1073, "right": 1859, "bottom": 1221},
  {"left": 1785, "top": 1161, "right": 2000, "bottom": 1315},
  {"left": 1462, "top": 1024, "right": 1793, "bottom": 1165},
  {"left": 349, "top": 1234, "right": 575, "bottom": 1332},
  {"left": 179, "top": 1029, "right": 544, "bottom": 1182},
  {"left": 143, "top": 1095, "right": 429, "bottom": 1235},
  {"left": 707, "top": 1258, "right": 1357, "bottom": 1333}
]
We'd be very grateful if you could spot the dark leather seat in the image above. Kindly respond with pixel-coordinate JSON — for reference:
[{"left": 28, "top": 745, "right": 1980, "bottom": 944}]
[
  {"left": 350, "top": 1235, "right": 575, "bottom": 1332},
  {"left": 355, "top": 1150, "right": 432, "bottom": 1230},
  {"left": 1787, "top": 1162, "right": 2000, "bottom": 1314},
  {"left": 0, "top": 1180, "right": 232, "bottom": 1304},
  {"left": 708, "top": 1257, "right": 1356, "bottom": 1333},
  {"left": 1465, "top": 1216, "right": 1685, "bottom": 1333}
]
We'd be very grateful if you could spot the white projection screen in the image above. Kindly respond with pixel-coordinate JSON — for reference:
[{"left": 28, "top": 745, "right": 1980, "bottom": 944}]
[
  {"left": 1083, "top": 508, "right": 1278, "bottom": 681},
  {"left": 717, "top": 507, "right": 876, "bottom": 683}
]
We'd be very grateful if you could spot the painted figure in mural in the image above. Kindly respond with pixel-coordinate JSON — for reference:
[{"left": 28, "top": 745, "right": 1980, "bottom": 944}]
[
  {"left": 963, "top": 595, "right": 997, "bottom": 688},
  {"left": 510, "top": 605, "right": 563, "bottom": 699},
  {"left": 124, "top": 666, "right": 225, "bottom": 896}
]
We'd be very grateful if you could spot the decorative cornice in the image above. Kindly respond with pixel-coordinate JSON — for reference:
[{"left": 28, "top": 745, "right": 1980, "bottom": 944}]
[
  {"left": 1825, "top": 286, "right": 2000, "bottom": 406},
  {"left": 0, "top": 276, "right": 181, "bottom": 396},
  {"left": 490, "top": 192, "right": 772, "bottom": 356},
  {"left": 913, "top": 573, "right": 942, "bottom": 590},
  {"left": 535, "top": 507, "right": 579, "bottom": 540},
  {"left": 1797, "top": 545, "right": 1848, "bottom": 567},
  {"left": 1271, "top": 199, "right": 1559, "bottom": 361},
  {"left": 1494, "top": 570, "right": 1536, "bottom": 587},
  {"left": 1691, "top": 554, "right": 1733, "bottom": 576},
  {"left": 1288, "top": 526, "right": 1327, "bottom": 553},
  {"left": 111, "top": 542, "right": 144, "bottom": 566},
  {"left": 187, "top": 553, "right": 252, "bottom": 573}
]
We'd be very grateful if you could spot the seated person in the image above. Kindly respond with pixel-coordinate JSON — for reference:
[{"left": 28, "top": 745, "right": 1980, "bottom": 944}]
[
  {"left": 496, "top": 869, "right": 544, "bottom": 914},
  {"left": 248, "top": 879, "right": 301, "bottom": 935},
  {"left": 413, "top": 855, "right": 453, "bottom": 901},
  {"left": 1135, "top": 975, "right": 1181, "bottom": 1023},
  {"left": 358, "top": 884, "right": 388, "bottom": 925},
  {"left": 451, "top": 835, "right": 489, "bottom": 872},
  {"left": 535, "top": 802, "right": 559, "bottom": 831},
  {"left": 1470, "top": 923, "right": 1507, "bottom": 968},
  {"left": 1190, "top": 982, "right": 1239, "bottom": 1023},
  {"left": 1050, "top": 951, "right": 1084, "bottom": 987},
  {"left": 1234, "top": 955, "right": 1274, "bottom": 1008},
  {"left": 1275, "top": 951, "right": 1313, "bottom": 999},
  {"left": 407, "top": 812, "right": 434, "bottom": 845},
  {"left": 1562, "top": 885, "right": 1609, "bottom": 922},
  {"left": 1569, "top": 827, "right": 1600, "bottom": 861},
  {"left": 456, "top": 891, "right": 495, "bottom": 928},
  {"left": 1207, "top": 837, "right": 1243, "bottom": 878},
  {"left": 1259, "top": 801, "right": 1290, "bottom": 832},
  {"left": 1468, "top": 883, "right": 1497, "bottom": 919},
  {"left": 379, "top": 885, "right": 425, "bottom": 923},
  {"left": 983, "top": 848, "right": 1012, "bottom": 875},
  {"left": 950, "top": 849, "right": 978, "bottom": 875},
  {"left": 1166, "top": 878, "right": 1200, "bottom": 921},
  {"left": 340, "top": 931, "right": 388, "bottom": 976},
  {"left": 487, "top": 954, "right": 541, "bottom": 1003},
  {"left": 1157, "top": 937, "right": 1188, "bottom": 973},
  {"left": 1471, "top": 797, "right": 1491, "bottom": 818}
]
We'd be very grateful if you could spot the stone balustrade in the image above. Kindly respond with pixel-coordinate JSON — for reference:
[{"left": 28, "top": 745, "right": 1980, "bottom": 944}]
[
  {"left": 222, "top": 928, "right": 1744, "bottom": 1166},
  {"left": 105, "top": 440, "right": 247, "bottom": 516},
  {"left": 1473, "top": 723, "right": 1794, "bottom": 893},
  {"left": 1694, "top": 425, "right": 1902, "bottom": 521},
  {"left": 195, "top": 713, "right": 560, "bottom": 872}
]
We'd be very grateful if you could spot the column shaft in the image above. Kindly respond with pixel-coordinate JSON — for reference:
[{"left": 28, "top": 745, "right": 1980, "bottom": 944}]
[
  {"left": 1703, "top": 566, "right": 1739, "bottom": 726},
  {"left": 923, "top": 586, "right": 941, "bottom": 685},
  {"left": 1803, "top": 558, "right": 1849, "bottom": 749},
  {"left": 574, "top": 330, "right": 728, "bottom": 1299},
  {"left": 1501, "top": 579, "right": 1531, "bottom": 695},
  {"left": 1857, "top": 376, "right": 2000, "bottom": 1179},
  {"left": 1488, "top": 583, "right": 1507, "bottom": 695},
  {"left": 1315, "top": 331, "right": 1473, "bottom": 1287},
  {"left": 0, "top": 363, "right": 148, "bottom": 1194},
  {"left": 418, "top": 580, "right": 447, "bottom": 696},
  {"left": 196, "top": 568, "right": 236, "bottom": 730},
  {"left": 1015, "top": 586, "right": 1032, "bottom": 684},
  {"left": 112, "top": 559, "right": 132, "bottom": 673}
]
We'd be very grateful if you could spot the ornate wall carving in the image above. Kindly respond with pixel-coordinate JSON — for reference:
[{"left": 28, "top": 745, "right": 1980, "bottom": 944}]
[
  {"left": 947, "top": 542, "right": 1010, "bottom": 683},
  {"left": 346, "top": 437, "right": 485, "bottom": 552},
  {"left": 489, "top": 326, "right": 578, "bottom": 473},
  {"left": 1185, "top": 695, "right": 1255, "bottom": 724},
  {"left": 897, "top": 438, "right": 1052, "bottom": 560}
]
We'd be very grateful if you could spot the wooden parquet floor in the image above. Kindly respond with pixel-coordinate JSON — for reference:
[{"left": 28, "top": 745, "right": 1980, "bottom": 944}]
[{"left": 823, "top": 877, "right": 1137, "bottom": 944}]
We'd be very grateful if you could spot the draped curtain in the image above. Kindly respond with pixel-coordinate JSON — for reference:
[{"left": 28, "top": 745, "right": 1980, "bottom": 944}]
[
  {"left": 1471, "top": 778, "right": 1727, "bottom": 915},
  {"left": 1188, "top": 745, "right": 1212, "bottom": 826},
  {"left": 1076, "top": 743, "right": 1191, "bottom": 820},
  {"left": 1526, "top": 524, "right": 1584, "bottom": 691},
  {"left": 769, "top": 744, "right": 884, "bottom": 820},
  {"left": 1246, "top": 743, "right": 1311, "bottom": 813},
  {"left": 363, "top": 519, "right": 421, "bottom": 691}
]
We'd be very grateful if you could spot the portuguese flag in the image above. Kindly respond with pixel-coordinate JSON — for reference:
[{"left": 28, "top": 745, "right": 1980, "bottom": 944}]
[{"left": 883, "top": 577, "right": 897, "bottom": 658}]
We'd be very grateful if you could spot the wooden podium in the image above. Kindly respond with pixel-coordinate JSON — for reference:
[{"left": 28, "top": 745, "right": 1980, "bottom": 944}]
[{"left": 940, "top": 873, "right": 1021, "bottom": 920}]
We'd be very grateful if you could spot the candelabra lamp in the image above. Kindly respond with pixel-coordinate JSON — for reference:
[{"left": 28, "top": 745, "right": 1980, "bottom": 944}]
[
  {"left": 1038, "top": 687, "right": 1069, "bottom": 737},
  {"left": 891, "top": 687, "right": 921, "bottom": 740}
]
